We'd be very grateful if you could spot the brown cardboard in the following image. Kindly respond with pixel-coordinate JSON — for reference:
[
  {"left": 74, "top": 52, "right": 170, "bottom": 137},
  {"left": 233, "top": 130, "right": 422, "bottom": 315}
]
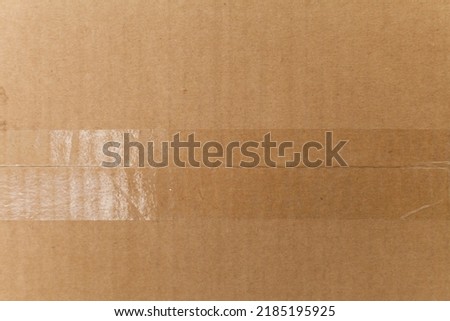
[{"left": 0, "top": 0, "right": 449, "bottom": 299}]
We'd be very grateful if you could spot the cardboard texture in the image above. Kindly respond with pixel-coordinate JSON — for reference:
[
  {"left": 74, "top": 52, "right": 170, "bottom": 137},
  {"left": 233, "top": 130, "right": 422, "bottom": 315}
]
[{"left": 0, "top": 0, "right": 449, "bottom": 299}]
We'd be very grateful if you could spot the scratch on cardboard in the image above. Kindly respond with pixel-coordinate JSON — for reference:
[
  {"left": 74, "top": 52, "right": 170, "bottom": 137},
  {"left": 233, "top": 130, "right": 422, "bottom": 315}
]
[{"left": 400, "top": 199, "right": 444, "bottom": 220}]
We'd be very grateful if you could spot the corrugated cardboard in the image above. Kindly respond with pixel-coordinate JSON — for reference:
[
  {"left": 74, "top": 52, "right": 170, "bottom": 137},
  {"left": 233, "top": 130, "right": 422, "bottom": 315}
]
[{"left": 0, "top": 0, "right": 449, "bottom": 299}]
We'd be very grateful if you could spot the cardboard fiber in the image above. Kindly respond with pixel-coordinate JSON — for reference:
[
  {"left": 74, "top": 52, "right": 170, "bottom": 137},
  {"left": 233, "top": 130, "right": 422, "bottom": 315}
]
[{"left": 0, "top": 0, "right": 449, "bottom": 299}]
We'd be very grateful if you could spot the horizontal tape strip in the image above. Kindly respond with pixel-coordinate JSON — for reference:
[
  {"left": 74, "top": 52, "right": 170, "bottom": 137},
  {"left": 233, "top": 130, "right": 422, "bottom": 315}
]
[
  {"left": 0, "top": 167, "right": 448, "bottom": 220},
  {"left": 0, "top": 129, "right": 449, "bottom": 168}
]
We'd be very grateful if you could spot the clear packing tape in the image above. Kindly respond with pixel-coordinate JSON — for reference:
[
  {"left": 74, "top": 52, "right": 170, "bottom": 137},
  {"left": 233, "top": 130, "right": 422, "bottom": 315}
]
[{"left": 0, "top": 129, "right": 449, "bottom": 220}]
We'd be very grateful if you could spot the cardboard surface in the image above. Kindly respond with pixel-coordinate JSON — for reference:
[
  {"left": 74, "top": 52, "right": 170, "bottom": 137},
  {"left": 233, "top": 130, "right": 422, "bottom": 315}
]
[{"left": 0, "top": 0, "right": 449, "bottom": 299}]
